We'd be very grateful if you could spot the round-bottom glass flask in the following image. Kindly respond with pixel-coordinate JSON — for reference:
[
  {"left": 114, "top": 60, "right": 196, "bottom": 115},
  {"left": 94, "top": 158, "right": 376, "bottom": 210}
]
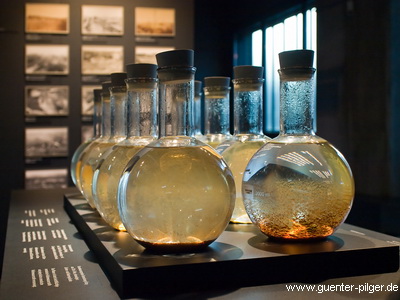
[
  {"left": 217, "top": 66, "right": 270, "bottom": 224},
  {"left": 77, "top": 82, "right": 112, "bottom": 207},
  {"left": 118, "top": 50, "right": 235, "bottom": 252},
  {"left": 242, "top": 50, "right": 355, "bottom": 240},
  {"left": 92, "top": 64, "right": 158, "bottom": 231},
  {"left": 70, "top": 89, "right": 102, "bottom": 193}
]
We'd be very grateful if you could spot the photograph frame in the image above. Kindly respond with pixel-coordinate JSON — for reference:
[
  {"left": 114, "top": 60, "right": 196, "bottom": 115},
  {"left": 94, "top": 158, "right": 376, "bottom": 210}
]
[
  {"left": 25, "top": 127, "right": 68, "bottom": 158},
  {"left": 81, "top": 125, "right": 93, "bottom": 143},
  {"left": 25, "top": 3, "right": 70, "bottom": 34},
  {"left": 25, "top": 85, "right": 69, "bottom": 116},
  {"left": 81, "top": 85, "right": 101, "bottom": 116},
  {"left": 81, "top": 45, "right": 124, "bottom": 75},
  {"left": 81, "top": 5, "right": 124, "bottom": 36},
  {"left": 25, "top": 168, "right": 68, "bottom": 190},
  {"left": 135, "top": 7, "right": 175, "bottom": 37},
  {"left": 25, "top": 44, "right": 69, "bottom": 75},
  {"left": 135, "top": 46, "right": 175, "bottom": 64}
]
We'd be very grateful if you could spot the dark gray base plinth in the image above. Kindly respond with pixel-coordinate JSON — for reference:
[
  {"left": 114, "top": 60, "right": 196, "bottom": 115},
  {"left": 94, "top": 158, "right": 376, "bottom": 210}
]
[{"left": 64, "top": 193, "right": 399, "bottom": 299}]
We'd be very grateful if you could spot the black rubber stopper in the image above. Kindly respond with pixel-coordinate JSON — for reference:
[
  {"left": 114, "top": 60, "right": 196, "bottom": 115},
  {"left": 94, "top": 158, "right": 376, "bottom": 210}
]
[
  {"left": 156, "top": 49, "right": 194, "bottom": 68},
  {"left": 93, "top": 89, "right": 102, "bottom": 103},
  {"left": 278, "top": 50, "right": 314, "bottom": 69},
  {"left": 204, "top": 76, "right": 230, "bottom": 87},
  {"left": 126, "top": 63, "right": 157, "bottom": 78},
  {"left": 110, "top": 72, "right": 127, "bottom": 86},
  {"left": 233, "top": 66, "right": 263, "bottom": 79},
  {"left": 101, "top": 81, "right": 112, "bottom": 95}
]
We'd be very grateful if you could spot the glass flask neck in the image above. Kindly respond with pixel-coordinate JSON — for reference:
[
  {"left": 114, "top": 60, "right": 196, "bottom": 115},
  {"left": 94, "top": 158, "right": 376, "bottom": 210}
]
[
  {"left": 204, "top": 86, "right": 231, "bottom": 135},
  {"left": 157, "top": 66, "right": 196, "bottom": 138},
  {"left": 125, "top": 78, "right": 158, "bottom": 139},
  {"left": 279, "top": 68, "right": 316, "bottom": 136},
  {"left": 109, "top": 86, "right": 127, "bottom": 140},
  {"left": 101, "top": 94, "right": 111, "bottom": 138},
  {"left": 93, "top": 98, "right": 102, "bottom": 138},
  {"left": 193, "top": 93, "right": 202, "bottom": 135},
  {"left": 232, "top": 78, "right": 264, "bottom": 135}
]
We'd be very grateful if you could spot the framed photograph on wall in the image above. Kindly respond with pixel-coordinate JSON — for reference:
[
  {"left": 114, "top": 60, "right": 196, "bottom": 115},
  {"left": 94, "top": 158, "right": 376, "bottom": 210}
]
[
  {"left": 135, "top": 7, "right": 175, "bottom": 37},
  {"left": 25, "top": 85, "right": 69, "bottom": 116},
  {"left": 25, "top": 44, "right": 69, "bottom": 75},
  {"left": 82, "top": 5, "right": 124, "bottom": 36},
  {"left": 25, "top": 127, "right": 68, "bottom": 158},
  {"left": 25, "top": 168, "right": 68, "bottom": 190},
  {"left": 81, "top": 125, "right": 93, "bottom": 142},
  {"left": 135, "top": 46, "right": 175, "bottom": 64},
  {"left": 81, "top": 45, "right": 123, "bottom": 75},
  {"left": 25, "top": 3, "right": 70, "bottom": 34},
  {"left": 81, "top": 85, "right": 101, "bottom": 116}
]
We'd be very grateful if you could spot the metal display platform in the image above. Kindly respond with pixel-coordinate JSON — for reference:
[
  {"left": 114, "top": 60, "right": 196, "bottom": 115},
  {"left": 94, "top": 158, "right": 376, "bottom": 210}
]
[{"left": 64, "top": 193, "right": 399, "bottom": 299}]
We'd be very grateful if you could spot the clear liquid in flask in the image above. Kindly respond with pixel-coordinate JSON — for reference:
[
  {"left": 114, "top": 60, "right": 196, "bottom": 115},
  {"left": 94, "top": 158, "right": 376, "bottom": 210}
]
[
  {"left": 79, "top": 140, "right": 116, "bottom": 208},
  {"left": 118, "top": 143, "right": 235, "bottom": 252},
  {"left": 93, "top": 139, "right": 153, "bottom": 230},
  {"left": 243, "top": 139, "right": 354, "bottom": 240}
]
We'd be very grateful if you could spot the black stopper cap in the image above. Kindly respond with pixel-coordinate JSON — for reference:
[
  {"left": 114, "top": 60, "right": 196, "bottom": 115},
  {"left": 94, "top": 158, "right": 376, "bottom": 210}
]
[
  {"left": 233, "top": 65, "right": 263, "bottom": 79},
  {"left": 204, "top": 76, "right": 230, "bottom": 87},
  {"left": 195, "top": 80, "right": 202, "bottom": 95},
  {"left": 278, "top": 50, "right": 314, "bottom": 69},
  {"left": 93, "top": 89, "right": 102, "bottom": 103},
  {"left": 101, "top": 81, "right": 112, "bottom": 95},
  {"left": 156, "top": 49, "right": 194, "bottom": 68},
  {"left": 126, "top": 63, "right": 157, "bottom": 79},
  {"left": 110, "top": 72, "right": 127, "bottom": 86}
]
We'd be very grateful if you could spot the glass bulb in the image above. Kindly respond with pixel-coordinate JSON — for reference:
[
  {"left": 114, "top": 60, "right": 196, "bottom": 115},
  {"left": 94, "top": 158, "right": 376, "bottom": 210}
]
[
  {"left": 243, "top": 136, "right": 354, "bottom": 239},
  {"left": 118, "top": 137, "right": 235, "bottom": 252}
]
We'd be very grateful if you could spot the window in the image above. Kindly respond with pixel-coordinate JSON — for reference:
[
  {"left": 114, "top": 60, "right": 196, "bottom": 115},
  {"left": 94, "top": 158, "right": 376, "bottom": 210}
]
[{"left": 236, "top": 7, "right": 317, "bottom": 133}]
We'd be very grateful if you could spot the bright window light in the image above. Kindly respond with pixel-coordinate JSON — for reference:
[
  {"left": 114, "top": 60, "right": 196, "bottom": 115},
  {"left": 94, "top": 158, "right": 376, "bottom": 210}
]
[{"left": 252, "top": 29, "right": 262, "bottom": 66}]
